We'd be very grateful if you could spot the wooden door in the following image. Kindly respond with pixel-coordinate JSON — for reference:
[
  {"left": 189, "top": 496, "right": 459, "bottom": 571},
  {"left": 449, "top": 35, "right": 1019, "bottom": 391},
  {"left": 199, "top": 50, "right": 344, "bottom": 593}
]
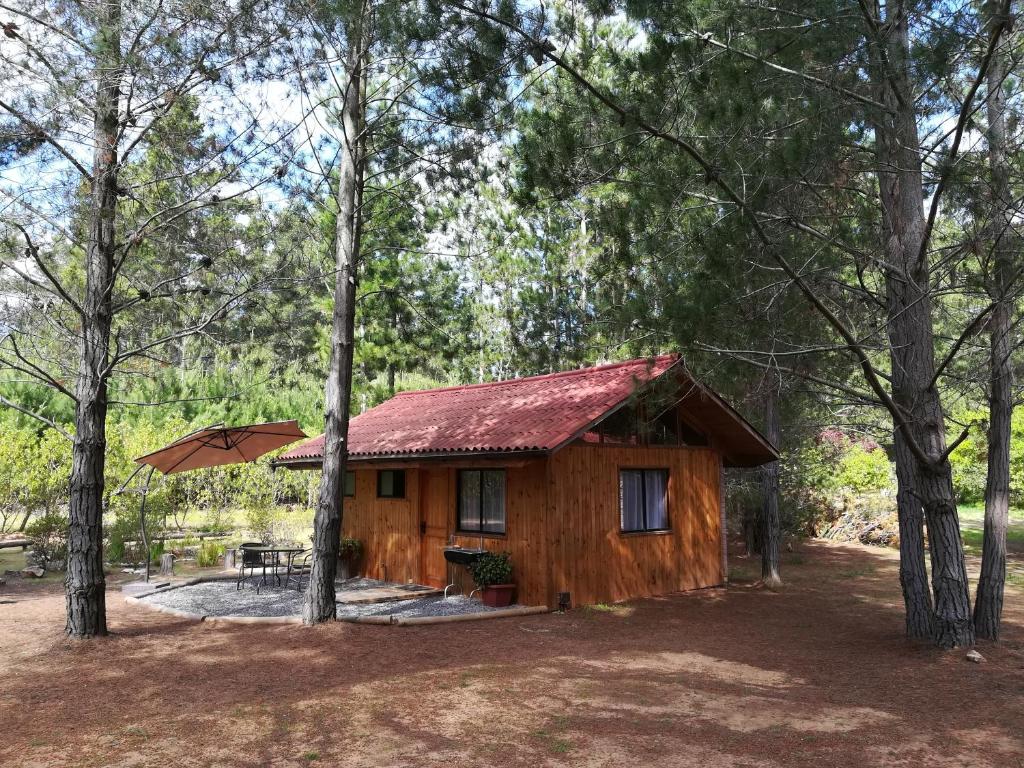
[{"left": 419, "top": 468, "right": 449, "bottom": 587}]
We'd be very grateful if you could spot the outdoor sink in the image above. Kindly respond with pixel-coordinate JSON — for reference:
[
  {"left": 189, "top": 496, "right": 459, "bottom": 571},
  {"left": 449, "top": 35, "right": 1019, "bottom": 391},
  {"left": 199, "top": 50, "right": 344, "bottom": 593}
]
[{"left": 443, "top": 547, "right": 487, "bottom": 566}]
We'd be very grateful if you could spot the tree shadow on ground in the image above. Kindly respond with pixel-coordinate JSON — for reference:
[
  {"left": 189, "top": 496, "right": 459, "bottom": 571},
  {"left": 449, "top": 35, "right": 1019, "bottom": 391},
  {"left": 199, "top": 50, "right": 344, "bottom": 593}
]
[{"left": 1, "top": 540, "right": 1022, "bottom": 767}]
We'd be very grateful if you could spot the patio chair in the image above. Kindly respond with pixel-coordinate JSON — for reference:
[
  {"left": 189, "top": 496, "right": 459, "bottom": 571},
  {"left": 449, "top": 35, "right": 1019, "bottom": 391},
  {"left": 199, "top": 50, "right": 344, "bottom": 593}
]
[
  {"left": 285, "top": 549, "right": 312, "bottom": 590},
  {"left": 236, "top": 543, "right": 265, "bottom": 592}
]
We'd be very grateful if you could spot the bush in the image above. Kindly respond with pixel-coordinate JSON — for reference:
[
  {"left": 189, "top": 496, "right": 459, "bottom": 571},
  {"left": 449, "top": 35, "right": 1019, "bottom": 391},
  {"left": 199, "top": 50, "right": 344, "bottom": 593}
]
[
  {"left": 25, "top": 511, "right": 67, "bottom": 571},
  {"left": 149, "top": 540, "right": 165, "bottom": 565},
  {"left": 468, "top": 551, "right": 512, "bottom": 588},
  {"left": 245, "top": 503, "right": 275, "bottom": 543},
  {"left": 834, "top": 444, "right": 892, "bottom": 493},
  {"left": 197, "top": 541, "right": 224, "bottom": 567},
  {"left": 339, "top": 538, "right": 363, "bottom": 560}
]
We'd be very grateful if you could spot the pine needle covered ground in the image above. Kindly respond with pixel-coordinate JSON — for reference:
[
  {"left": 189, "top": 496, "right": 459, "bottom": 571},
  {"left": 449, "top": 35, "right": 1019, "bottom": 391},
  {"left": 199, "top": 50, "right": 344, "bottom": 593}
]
[{"left": 1, "top": 540, "right": 1021, "bottom": 767}]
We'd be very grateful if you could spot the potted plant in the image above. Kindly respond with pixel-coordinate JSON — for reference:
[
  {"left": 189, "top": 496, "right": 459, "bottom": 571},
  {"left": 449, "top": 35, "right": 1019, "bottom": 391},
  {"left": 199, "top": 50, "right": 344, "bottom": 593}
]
[
  {"left": 337, "top": 537, "right": 364, "bottom": 580},
  {"left": 468, "top": 551, "right": 515, "bottom": 607}
]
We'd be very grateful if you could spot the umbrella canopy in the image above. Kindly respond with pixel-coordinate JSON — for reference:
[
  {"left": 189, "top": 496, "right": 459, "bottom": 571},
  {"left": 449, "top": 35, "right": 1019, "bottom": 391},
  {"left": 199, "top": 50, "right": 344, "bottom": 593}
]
[{"left": 134, "top": 420, "right": 308, "bottom": 475}]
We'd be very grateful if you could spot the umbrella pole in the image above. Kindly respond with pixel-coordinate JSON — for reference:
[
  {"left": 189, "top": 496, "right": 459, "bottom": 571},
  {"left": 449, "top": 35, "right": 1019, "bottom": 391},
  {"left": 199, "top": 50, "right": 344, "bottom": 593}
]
[{"left": 138, "top": 465, "right": 156, "bottom": 583}]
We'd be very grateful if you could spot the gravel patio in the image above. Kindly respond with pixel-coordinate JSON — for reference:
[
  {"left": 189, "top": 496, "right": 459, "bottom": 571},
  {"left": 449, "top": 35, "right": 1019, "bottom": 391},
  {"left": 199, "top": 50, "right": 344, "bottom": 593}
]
[{"left": 138, "top": 576, "right": 517, "bottom": 620}]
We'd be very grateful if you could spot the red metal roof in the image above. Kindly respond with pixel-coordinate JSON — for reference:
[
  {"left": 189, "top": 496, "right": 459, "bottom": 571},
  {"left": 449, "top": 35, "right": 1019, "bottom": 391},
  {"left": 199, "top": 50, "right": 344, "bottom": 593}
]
[{"left": 279, "top": 355, "right": 681, "bottom": 462}]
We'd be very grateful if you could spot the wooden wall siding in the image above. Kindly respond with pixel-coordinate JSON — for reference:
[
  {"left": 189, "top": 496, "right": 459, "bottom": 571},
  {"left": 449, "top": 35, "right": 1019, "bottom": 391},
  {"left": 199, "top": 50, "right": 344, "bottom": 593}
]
[
  {"left": 340, "top": 462, "right": 550, "bottom": 606},
  {"left": 448, "top": 459, "right": 550, "bottom": 607},
  {"left": 547, "top": 445, "right": 722, "bottom": 606},
  {"left": 341, "top": 469, "right": 420, "bottom": 584}
]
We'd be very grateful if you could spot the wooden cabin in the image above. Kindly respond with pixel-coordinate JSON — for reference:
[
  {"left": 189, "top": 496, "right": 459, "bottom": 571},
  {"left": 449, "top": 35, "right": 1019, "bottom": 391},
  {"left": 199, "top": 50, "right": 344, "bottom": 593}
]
[{"left": 276, "top": 354, "right": 777, "bottom": 608}]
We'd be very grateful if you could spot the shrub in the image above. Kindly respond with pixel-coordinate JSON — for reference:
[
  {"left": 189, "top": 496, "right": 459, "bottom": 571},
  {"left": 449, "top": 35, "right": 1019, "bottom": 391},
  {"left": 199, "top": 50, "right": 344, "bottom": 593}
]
[
  {"left": 468, "top": 551, "right": 512, "bottom": 588},
  {"left": 834, "top": 444, "right": 892, "bottom": 493},
  {"left": 197, "top": 541, "right": 224, "bottom": 567},
  {"left": 339, "top": 538, "right": 363, "bottom": 560},
  {"left": 149, "top": 540, "right": 165, "bottom": 565},
  {"left": 245, "top": 503, "right": 275, "bottom": 543},
  {"left": 25, "top": 511, "right": 67, "bottom": 571}
]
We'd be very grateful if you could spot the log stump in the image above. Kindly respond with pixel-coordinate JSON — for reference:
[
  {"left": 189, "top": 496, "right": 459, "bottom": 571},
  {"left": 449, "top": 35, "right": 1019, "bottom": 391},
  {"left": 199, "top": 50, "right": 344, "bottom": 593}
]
[{"left": 159, "top": 552, "right": 175, "bottom": 576}]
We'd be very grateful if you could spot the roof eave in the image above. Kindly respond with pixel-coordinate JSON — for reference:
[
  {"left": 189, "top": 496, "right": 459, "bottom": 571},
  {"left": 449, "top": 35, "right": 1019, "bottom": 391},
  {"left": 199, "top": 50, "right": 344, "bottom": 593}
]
[{"left": 272, "top": 447, "right": 551, "bottom": 470}]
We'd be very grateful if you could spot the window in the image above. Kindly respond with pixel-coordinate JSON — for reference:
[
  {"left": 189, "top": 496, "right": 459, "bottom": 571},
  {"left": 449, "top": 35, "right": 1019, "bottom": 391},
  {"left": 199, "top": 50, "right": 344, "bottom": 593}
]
[
  {"left": 458, "top": 469, "right": 506, "bottom": 534},
  {"left": 377, "top": 469, "right": 405, "bottom": 499},
  {"left": 344, "top": 471, "right": 356, "bottom": 498},
  {"left": 619, "top": 469, "right": 669, "bottom": 533}
]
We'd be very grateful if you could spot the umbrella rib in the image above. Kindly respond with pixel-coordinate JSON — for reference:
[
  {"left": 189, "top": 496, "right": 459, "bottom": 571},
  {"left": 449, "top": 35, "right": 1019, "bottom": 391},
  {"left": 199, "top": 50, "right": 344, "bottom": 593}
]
[{"left": 161, "top": 440, "right": 212, "bottom": 474}]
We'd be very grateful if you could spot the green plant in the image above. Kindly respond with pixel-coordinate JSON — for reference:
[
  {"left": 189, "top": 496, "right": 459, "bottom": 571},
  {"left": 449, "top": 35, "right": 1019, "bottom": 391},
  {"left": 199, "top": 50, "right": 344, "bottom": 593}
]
[
  {"left": 197, "top": 541, "right": 225, "bottom": 567},
  {"left": 149, "top": 540, "right": 165, "bottom": 565},
  {"left": 25, "top": 511, "right": 68, "bottom": 570},
  {"left": 468, "top": 551, "right": 513, "bottom": 588},
  {"left": 834, "top": 444, "right": 891, "bottom": 493},
  {"left": 245, "top": 503, "right": 275, "bottom": 543},
  {"left": 338, "top": 538, "right": 363, "bottom": 560}
]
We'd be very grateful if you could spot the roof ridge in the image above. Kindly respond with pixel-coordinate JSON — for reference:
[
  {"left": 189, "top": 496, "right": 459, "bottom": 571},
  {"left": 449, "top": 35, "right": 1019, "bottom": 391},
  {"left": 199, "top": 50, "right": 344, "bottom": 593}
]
[{"left": 393, "top": 353, "right": 680, "bottom": 398}]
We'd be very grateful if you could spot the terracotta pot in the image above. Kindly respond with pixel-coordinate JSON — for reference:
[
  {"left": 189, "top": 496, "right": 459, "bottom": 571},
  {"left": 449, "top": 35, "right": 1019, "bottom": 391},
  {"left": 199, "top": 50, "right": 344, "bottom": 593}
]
[{"left": 481, "top": 583, "right": 516, "bottom": 608}]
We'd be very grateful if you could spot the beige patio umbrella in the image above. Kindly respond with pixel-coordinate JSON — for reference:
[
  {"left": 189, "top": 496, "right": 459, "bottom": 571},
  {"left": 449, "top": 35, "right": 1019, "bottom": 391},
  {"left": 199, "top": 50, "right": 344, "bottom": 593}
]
[
  {"left": 118, "top": 421, "right": 308, "bottom": 581},
  {"left": 134, "top": 421, "right": 308, "bottom": 474}
]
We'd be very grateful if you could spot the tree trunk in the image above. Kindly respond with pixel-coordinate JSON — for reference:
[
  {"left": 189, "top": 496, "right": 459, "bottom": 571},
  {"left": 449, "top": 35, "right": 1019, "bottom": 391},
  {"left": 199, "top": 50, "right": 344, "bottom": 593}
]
[
  {"left": 874, "top": 3, "right": 974, "bottom": 647},
  {"left": 743, "top": 506, "right": 758, "bottom": 557},
  {"left": 975, "top": 5, "right": 1013, "bottom": 641},
  {"left": 65, "top": 0, "right": 121, "bottom": 638},
  {"left": 303, "top": 9, "right": 366, "bottom": 625},
  {"left": 760, "top": 388, "right": 782, "bottom": 586},
  {"left": 893, "top": 432, "right": 933, "bottom": 639}
]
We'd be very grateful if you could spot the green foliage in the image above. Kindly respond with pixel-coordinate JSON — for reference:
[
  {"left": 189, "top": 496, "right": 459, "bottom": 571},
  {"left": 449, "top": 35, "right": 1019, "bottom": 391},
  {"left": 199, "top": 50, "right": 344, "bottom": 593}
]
[
  {"left": 834, "top": 445, "right": 892, "bottom": 494},
  {"left": 468, "top": 551, "right": 513, "bottom": 588},
  {"left": 25, "top": 511, "right": 67, "bottom": 570},
  {"left": 149, "top": 541, "right": 165, "bottom": 566},
  {"left": 0, "top": 424, "right": 71, "bottom": 532},
  {"left": 245, "top": 502, "right": 276, "bottom": 544},
  {"left": 197, "top": 541, "right": 225, "bottom": 567},
  {"left": 339, "top": 538, "right": 363, "bottom": 560}
]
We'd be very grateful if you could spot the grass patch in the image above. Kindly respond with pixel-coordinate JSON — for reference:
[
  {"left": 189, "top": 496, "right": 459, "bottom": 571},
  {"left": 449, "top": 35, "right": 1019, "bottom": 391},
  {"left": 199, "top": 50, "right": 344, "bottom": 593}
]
[
  {"left": 961, "top": 525, "right": 1024, "bottom": 556},
  {"left": 533, "top": 716, "right": 574, "bottom": 755},
  {"left": 302, "top": 751, "right": 320, "bottom": 762}
]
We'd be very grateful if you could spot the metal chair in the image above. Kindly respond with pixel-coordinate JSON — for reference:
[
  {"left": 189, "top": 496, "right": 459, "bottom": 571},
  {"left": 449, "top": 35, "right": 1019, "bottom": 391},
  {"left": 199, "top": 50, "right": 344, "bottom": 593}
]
[
  {"left": 236, "top": 543, "right": 265, "bottom": 592},
  {"left": 285, "top": 549, "right": 312, "bottom": 590}
]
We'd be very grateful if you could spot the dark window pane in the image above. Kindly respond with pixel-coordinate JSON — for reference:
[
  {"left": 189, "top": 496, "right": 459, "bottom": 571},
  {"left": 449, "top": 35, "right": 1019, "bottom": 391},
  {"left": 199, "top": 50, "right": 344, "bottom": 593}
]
[
  {"left": 344, "top": 471, "right": 356, "bottom": 498},
  {"left": 481, "top": 470, "right": 506, "bottom": 533},
  {"left": 459, "top": 470, "right": 481, "bottom": 531},
  {"left": 377, "top": 470, "right": 405, "bottom": 498},
  {"left": 645, "top": 470, "right": 668, "bottom": 529},
  {"left": 620, "top": 470, "right": 644, "bottom": 531}
]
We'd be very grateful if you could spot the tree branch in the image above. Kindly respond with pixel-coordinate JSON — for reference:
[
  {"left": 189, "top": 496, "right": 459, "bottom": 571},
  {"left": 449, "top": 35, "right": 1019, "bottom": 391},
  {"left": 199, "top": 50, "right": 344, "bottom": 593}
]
[
  {"left": 448, "top": 2, "right": 934, "bottom": 467},
  {"left": 0, "top": 393, "right": 73, "bottom": 441}
]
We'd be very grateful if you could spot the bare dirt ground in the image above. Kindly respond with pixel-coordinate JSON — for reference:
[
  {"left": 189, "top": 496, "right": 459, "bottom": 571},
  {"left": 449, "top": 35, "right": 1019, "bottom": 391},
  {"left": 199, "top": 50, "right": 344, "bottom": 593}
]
[{"left": 1, "top": 540, "right": 1022, "bottom": 768}]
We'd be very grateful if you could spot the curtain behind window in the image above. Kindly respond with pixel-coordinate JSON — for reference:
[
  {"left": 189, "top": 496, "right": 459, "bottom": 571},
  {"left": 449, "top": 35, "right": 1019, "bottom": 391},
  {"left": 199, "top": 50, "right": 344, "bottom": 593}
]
[
  {"left": 620, "top": 470, "right": 644, "bottom": 531},
  {"left": 459, "top": 470, "right": 481, "bottom": 530},
  {"left": 645, "top": 470, "right": 668, "bottom": 529},
  {"left": 481, "top": 470, "right": 506, "bottom": 532}
]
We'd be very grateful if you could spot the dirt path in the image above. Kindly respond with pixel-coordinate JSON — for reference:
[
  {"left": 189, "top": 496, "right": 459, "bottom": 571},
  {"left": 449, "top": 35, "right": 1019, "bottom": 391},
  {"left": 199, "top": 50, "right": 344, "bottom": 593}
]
[{"left": 1, "top": 541, "right": 1022, "bottom": 768}]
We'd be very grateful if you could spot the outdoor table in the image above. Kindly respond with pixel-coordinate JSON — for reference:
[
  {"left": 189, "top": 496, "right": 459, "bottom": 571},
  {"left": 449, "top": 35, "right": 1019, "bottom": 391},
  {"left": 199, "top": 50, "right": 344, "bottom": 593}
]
[{"left": 239, "top": 545, "right": 306, "bottom": 589}]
